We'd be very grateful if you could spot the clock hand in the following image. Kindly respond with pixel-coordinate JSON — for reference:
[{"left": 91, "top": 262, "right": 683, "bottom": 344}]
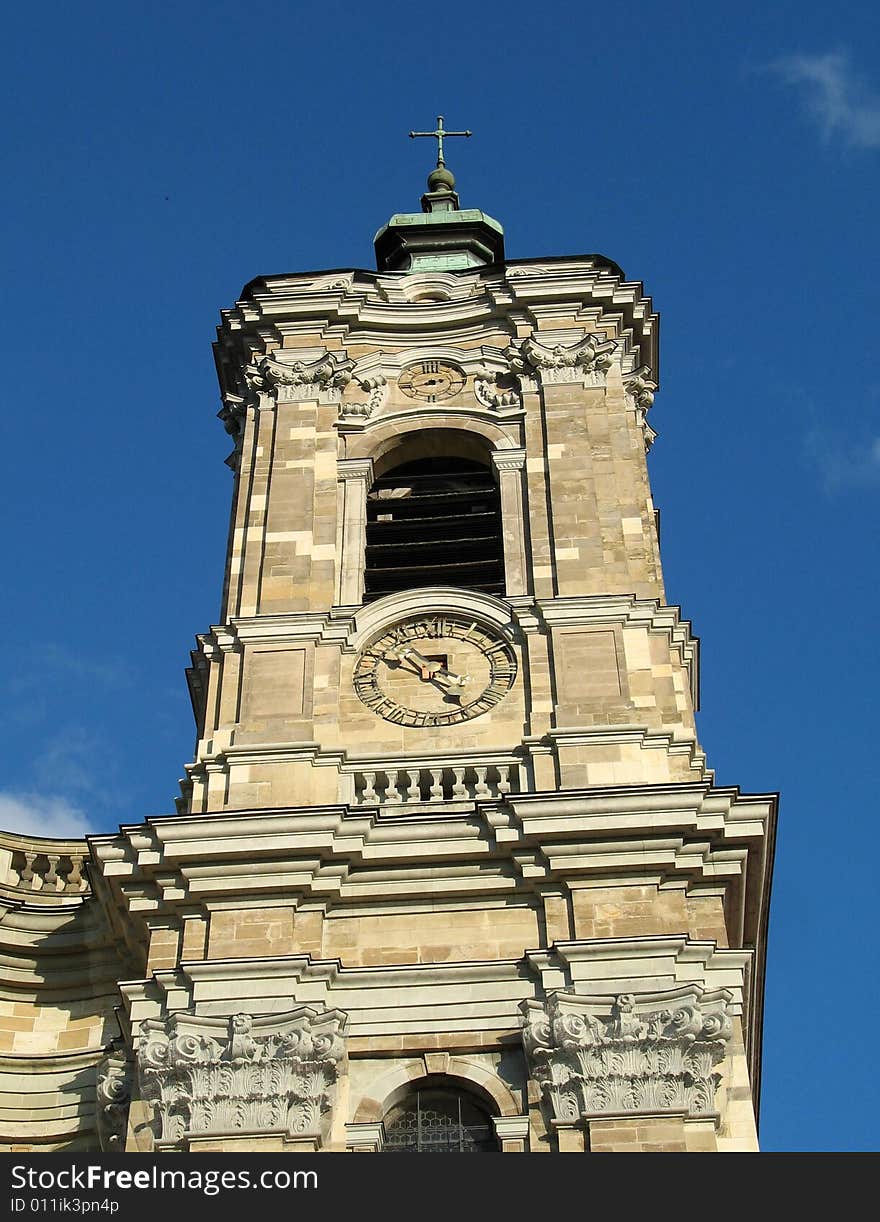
[
  {"left": 391, "top": 646, "right": 440, "bottom": 679},
  {"left": 391, "top": 647, "right": 469, "bottom": 688},
  {"left": 432, "top": 665, "right": 469, "bottom": 690}
]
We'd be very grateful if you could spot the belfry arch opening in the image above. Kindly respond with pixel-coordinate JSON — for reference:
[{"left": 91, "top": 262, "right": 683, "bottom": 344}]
[
  {"left": 364, "top": 435, "right": 505, "bottom": 601},
  {"left": 381, "top": 1082, "right": 498, "bottom": 1153}
]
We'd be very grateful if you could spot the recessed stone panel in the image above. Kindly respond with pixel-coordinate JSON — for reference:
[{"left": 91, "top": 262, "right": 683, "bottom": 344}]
[
  {"left": 241, "top": 646, "right": 311, "bottom": 720},
  {"left": 553, "top": 627, "right": 626, "bottom": 720}
]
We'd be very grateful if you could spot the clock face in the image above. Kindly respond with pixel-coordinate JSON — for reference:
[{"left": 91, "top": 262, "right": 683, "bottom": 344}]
[
  {"left": 398, "top": 361, "right": 466, "bottom": 403},
  {"left": 353, "top": 615, "right": 517, "bottom": 726}
]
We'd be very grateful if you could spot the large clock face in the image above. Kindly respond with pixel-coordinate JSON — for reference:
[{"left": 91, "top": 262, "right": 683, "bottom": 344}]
[
  {"left": 398, "top": 361, "right": 465, "bottom": 402},
  {"left": 353, "top": 615, "right": 517, "bottom": 726}
]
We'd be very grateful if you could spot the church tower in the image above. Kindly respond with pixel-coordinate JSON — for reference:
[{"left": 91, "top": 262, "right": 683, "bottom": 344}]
[{"left": 0, "top": 126, "right": 775, "bottom": 1154}]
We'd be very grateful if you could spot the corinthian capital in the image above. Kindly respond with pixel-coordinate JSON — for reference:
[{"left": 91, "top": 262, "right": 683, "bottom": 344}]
[
  {"left": 244, "top": 352, "right": 355, "bottom": 402},
  {"left": 137, "top": 1005, "right": 348, "bottom": 1148},
  {"left": 521, "top": 986, "right": 732, "bottom": 1122},
  {"left": 514, "top": 333, "right": 618, "bottom": 386}
]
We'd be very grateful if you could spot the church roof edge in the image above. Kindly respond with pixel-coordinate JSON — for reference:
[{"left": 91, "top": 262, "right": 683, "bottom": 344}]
[{"left": 237, "top": 252, "right": 628, "bottom": 300}]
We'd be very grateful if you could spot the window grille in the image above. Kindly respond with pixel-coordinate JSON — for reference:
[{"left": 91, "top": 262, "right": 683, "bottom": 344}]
[{"left": 383, "top": 1088, "right": 497, "bottom": 1153}]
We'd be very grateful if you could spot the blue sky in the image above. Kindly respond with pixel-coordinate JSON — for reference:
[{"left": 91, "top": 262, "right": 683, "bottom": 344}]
[{"left": 1, "top": 1, "right": 878, "bottom": 1152}]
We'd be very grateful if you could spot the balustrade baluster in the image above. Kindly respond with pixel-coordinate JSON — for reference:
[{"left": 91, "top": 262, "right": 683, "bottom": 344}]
[
  {"left": 66, "top": 855, "right": 84, "bottom": 891},
  {"left": 404, "top": 771, "right": 420, "bottom": 803}
]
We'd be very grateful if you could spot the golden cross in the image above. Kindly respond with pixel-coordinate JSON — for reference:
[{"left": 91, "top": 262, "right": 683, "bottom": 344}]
[{"left": 409, "top": 115, "right": 472, "bottom": 168}]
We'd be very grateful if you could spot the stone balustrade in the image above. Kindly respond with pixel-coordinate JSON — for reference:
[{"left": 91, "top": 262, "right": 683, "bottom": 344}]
[
  {"left": 351, "top": 761, "right": 521, "bottom": 807},
  {"left": 0, "top": 831, "right": 90, "bottom": 898}
]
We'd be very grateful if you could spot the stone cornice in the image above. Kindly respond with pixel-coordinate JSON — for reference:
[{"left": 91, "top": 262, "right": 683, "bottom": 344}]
[
  {"left": 115, "top": 936, "right": 751, "bottom": 1062},
  {"left": 504, "top": 783, "right": 773, "bottom": 843},
  {"left": 94, "top": 783, "right": 774, "bottom": 863},
  {"left": 528, "top": 934, "right": 752, "bottom": 978},
  {"left": 358, "top": 342, "right": 528, "bottom": 378},
  {"left": 544, "top": 727, "right": 710, "bottom": 779},
  {"left": 182, "top": 728, "right": 708, "bottom": 790},
  {"left": 191, "top": 598, "right": 699, "bottom": 704},
  {"left": 89, "top": 782, "right": 773, "bottom": 978},
  {"left": 194, "top": 613, "right": 356, "bottom": 654},
  {"left": 215, "top": 258, "right": 658, "bottom": 394}
]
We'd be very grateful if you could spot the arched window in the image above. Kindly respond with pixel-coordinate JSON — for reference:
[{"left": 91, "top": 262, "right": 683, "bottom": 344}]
[
  {"left": 382, "top": 1086, "right": 498, "bottom": 1153},
  {"left": 364, "top": 454, "right": 504, "bottom": 601}
]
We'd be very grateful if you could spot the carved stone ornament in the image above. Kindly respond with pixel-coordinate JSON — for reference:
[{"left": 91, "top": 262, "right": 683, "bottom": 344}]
[
  {"left": 624, "top": 366, "right": 659, "bottom": 452},
  {"left": 339, "top": 374, "right": 387, "bottom": 421},
  {"left": 215, "top": 396, "right": 251, "bottom": 471},
  {"left": 520, "top": 987, "right": 732, "bottom": 1122},
  {"left": 515, "top": 333, "right": 618, "bottom": 386},
  {"left": 320, "top": 275, "right": 353, "bottom": 291},
  {"left": 218, "top": 396, "right": 246, "bottom": 439},
  {"left": 96, "top": 1044, "right": 133, "bottom": 1151},
  {"left": 137, "top": 1006, "right": 348, "bottom": 1146},
  {"left": 244, "top": 352, "right": 355, "bottom": 403},
  {"left": 472, "top": 366, "right": 520, "bottom": 409}
]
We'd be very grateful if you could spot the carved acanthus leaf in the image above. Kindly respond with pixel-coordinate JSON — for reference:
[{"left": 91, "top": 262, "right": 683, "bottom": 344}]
[
  {"left": 137, "top": 1006, "right": 348, "bottom": 1146},
  {"left": 521, "top": 988, "right": 732, "bottom": 1122},
  {"left": 244, "top": 352, "right": 355, "bottom": 400},
  {"left": 521, "top": 333, "right": 617, "bottom": 382}
]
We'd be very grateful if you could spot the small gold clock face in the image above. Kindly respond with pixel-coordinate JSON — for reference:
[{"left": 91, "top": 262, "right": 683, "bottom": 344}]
[
  {"left": 398, "top": 361, "right": 466, "bottom": 403},
  {"left": 353, "top": 615, "right": 517, "bottom": 726}
]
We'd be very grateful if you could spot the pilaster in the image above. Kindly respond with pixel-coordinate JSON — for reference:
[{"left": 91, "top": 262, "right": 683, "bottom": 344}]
[
  {"left": 492, "top": 448, "right": 529, "bottom": 596},
  {"left": 336, "top": 458, "right": 373, "bottom": 607}
]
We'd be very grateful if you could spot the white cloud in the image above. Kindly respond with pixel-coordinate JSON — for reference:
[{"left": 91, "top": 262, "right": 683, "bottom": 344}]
[
  {"left": 0, "top": 792, "right": 95, "bottom": 839},
  {"left": 41, "top": 725, "right": 106, "bottom": 794},
  {"left": 770, "top": 50, "right": 880, "bottom": 149},
  {"left": 803, "top": 429, "right": 880, "bottom": 493},
  {"left": 41, "top": 644, "right": 129, "bottom": 689}
]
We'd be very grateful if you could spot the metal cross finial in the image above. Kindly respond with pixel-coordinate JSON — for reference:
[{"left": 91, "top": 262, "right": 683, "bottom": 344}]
[{"left": 409, "top": 115, "right": 472, "bottom": 168}]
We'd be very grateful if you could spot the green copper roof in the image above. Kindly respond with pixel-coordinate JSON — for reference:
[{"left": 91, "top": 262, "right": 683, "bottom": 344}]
[
  {"left": 374, "top": 209, "right": 504, "bottom": 242},
  {"left": 374, "top": 124, "right": 504, "bottom": 270}
]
